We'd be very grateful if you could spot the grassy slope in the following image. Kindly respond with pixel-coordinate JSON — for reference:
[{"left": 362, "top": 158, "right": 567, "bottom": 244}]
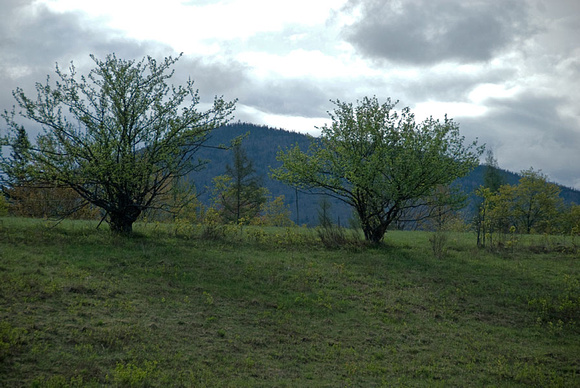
[{"left": 0, "top": 218, "right": 578, "bottom": 387}]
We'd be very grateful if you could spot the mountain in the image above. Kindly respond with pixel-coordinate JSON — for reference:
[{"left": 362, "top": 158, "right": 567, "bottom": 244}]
[
  {"left": 190, "top": 122, "right": 351, "bottom": 226},
  {"left": 189, "top": 122, "right": 580, "bottom": 226}
]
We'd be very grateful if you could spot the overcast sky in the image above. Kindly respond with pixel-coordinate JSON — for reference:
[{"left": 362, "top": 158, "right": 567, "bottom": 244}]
[{"left": 1, "top": 0, "right": 579, "bottom": 188}]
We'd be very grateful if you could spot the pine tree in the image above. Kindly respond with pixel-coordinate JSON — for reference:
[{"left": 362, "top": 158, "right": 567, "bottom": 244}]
[
  {"left": 215, "top": 144, "right": 268, "bottom": 224},
  {"left": 483, "top": 149, "right": 505, "bottom": 193}
]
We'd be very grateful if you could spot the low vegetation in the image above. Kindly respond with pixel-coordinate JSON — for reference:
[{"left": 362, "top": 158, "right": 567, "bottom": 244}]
[{"left": 1, "top": 217, "right": 578, "bottom": 386}]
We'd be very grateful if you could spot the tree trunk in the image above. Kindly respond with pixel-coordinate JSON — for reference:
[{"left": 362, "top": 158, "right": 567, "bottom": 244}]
[
  {"left": 108, "top": 210, "right": 140, "bottom": 235},
  {"left": 357, "top": 204, "right": 388, "bottom": 244},
  {"left": 361, "top": 219, "right": 389, "bottom": 244},
  {"left": 368, "top": 226, "right": 387, "bottom": 243}
]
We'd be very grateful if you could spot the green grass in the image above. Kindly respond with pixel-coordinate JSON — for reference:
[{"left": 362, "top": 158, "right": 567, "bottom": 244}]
[{"left": 0, "top": 217, "right": 578, "bottom": 387}]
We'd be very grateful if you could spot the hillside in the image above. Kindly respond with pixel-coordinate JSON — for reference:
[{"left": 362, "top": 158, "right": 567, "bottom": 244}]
[
  {"left": 190, "top": 122, "right": 580, "bottom": 226},
  {"left": 1, "top": 219, "right": 578, "bottom": 386},
  {"left": 190, "top": 122, "right": 353, "bottom": 226}
]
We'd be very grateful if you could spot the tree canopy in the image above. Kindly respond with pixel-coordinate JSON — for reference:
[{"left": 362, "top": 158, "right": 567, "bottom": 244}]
[
  {"left": 475, "top": 168, "right": 565, "bottom": 248},
  {"left": 1, "top": 53, "right": 236, "bottom": 234},
  {"left": 272, "top": 96, "right": 483, "bottom": 243}
]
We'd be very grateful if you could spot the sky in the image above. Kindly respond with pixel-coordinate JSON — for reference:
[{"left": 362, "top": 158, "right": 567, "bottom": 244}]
[{"left": 1, "top": 0, "right": 579, "bottom": 189}]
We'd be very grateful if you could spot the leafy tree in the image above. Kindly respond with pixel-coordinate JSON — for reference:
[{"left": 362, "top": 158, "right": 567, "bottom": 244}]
[
  {"left": 558, "top": 204, "right": 580, "bottom": 236},
  {"left": 476, "top": 169, "right": 564, "bottom": 247},
  {"left": 212, "top": 144, "right": 267, "bottom": 224},
  {"left": 272, "top": 96, "right": 483, "bottom": 243},
  {"left": 256, "top": 195, "right": 294, "bottom": 227},
  {"left": 476, "top": 149, "right": 505, "bottom": 246},
  {"left": 1, "top": 54, "right": 236, "bottom": 234},
  {"left": 510, "top": 169, "right": 563, "bottom": 234},
  {"left": 476, "top": 184, "right": 516, "bottom": 248}
]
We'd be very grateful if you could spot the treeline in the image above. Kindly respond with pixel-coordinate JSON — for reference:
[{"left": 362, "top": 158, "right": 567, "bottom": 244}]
[
  {"left": 474, "top": 152, "right": 580, "bottom": 248},
  {"left": 2, "top": 124, "right": 579, "bottom": 241},
  {"left": 190, "top": 123, "right": 580, "bottom": 229},
  {"left": 1, "top": 53, "right": 579, "bottom": 241},
  {"left": 2, "top": 128, "right": 580, "bottom": 239}
]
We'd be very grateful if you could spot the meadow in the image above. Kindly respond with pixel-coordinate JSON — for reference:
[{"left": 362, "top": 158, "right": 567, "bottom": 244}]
[{"left": 0, "top": 217, "right": 578, "bottom": 387}]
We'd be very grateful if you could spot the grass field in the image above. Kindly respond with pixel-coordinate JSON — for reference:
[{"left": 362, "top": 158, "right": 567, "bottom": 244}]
[{"left": 0, "top": 217, "right": 578, "bottom": 387}]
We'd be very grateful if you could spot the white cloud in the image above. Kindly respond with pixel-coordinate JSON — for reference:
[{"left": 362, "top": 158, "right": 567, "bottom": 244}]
[
  {"left": 38, "top": 0, "right": 347, "bottom": 55},
  {"left": 468, "top": 83, "right": 520, "bottom": 104},
  {"left": 237, "top": 104, "right": 328, "bottom": 135},
  {"left": 412, "top": 101, "right": 487, "bottom": 121}
]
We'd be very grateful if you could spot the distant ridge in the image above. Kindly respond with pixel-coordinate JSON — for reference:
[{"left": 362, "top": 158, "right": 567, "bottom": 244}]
[{"left": 189, "top": 122, "right": 580, "bottom": 226}]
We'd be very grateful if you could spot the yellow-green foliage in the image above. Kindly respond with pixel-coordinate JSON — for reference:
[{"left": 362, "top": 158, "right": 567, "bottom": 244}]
[
  {"left": 0, "top": 321, "right": 26, "bottom": 362},
  {"left": 475, "top": 169, "right": 570, "bottom": 250},
  {"left": 529, "top": 275, "right": 580, "bottom": 328},
  {"left": 255, "top": 195, "right": 294, "bottom": 227},
  {"left": 111, "top": 360, "right": 159, "bottom": 387},
  {"left": 5, "top": 184, "right": 99, "bottom": 219}
]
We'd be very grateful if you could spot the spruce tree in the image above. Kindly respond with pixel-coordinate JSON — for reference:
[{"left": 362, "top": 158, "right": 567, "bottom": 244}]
[{"left": 216, "top": 144, "right": 267, "bottom": 223}]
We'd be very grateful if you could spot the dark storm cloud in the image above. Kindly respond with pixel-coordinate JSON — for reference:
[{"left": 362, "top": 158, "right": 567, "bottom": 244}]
[
  {"left": 342, "top": 0, "right": 536, "bottom": 65},
  {"left": 173, "top": 56, "right": 334, "bottom": 121},
  {"left": 173, "top": 57, "right": 250, "bottom": 102}
]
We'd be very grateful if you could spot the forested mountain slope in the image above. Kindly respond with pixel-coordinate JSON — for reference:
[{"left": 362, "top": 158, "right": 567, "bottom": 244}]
[
  {"left": 190, "top": 123, "right": 580, "bottom": 226},
  {"left": 190, "top": 122, "right": 351, "bottom": 225}
]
